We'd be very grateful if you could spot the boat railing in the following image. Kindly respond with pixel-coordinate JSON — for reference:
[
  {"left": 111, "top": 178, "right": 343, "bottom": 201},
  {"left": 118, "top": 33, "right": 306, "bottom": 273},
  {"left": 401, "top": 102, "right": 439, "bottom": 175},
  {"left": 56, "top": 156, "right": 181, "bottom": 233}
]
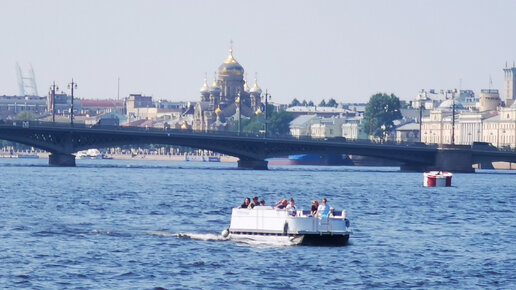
[
  {"left": 297, "top": 210, "right": 346, "bottom": 219},
  {"left": 232, "top": 207, "right": 347, "bottom": 219}
]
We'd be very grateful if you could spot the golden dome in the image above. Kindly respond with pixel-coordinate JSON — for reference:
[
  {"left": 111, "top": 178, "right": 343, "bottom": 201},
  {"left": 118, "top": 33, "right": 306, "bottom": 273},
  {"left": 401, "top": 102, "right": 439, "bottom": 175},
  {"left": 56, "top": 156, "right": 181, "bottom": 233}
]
[
  {"left": 215, "top": 106, "right": 222, "bottom": 114},
  {"left": 181, "top": 121, "right": 188, "bottom": 130},
  {"left": 218, "top": 48, "right": 244, "bottom": 76},
  {"left": 255, "top": 107, "right": 262, "bottom": 115},
  {"left": 235, "top": 95, "right": 240, "bottom": 103},
  {"left": 224, "top": 48, "right": 238, "bottom": 64}
]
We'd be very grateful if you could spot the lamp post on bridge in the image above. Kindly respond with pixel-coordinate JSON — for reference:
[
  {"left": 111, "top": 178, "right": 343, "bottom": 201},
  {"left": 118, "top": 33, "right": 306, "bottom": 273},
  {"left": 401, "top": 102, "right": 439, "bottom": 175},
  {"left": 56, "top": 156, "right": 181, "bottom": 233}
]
[
  {"left": 49, "top": 82, "right": 58, "bottom": 124},
  {"left": 419, "top": 102, "right": 423, "bottom": 142},
  {"left": 451, "top": 92, "right": 455, "bottom": 145},
  {"left": 236, "top": 90, "right": 242, "bottom": 135},
  {"left": 263, "top": 90, "right": 271, "bottom": 137},
  {"left": 68, "top": 79, "right": 77, "bottom": 127}
]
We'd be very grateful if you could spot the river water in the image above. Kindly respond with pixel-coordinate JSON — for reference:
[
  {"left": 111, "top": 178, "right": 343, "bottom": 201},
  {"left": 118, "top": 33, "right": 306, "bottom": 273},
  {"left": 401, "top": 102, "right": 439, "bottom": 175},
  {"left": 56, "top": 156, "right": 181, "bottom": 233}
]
[{"left": 0, "top": 158, "right": 514, "bottom": 289}]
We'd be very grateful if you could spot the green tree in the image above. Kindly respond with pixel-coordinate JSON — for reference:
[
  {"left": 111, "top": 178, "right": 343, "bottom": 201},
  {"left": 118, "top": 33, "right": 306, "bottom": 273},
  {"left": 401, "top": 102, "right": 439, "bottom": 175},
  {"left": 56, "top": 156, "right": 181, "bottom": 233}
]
[
  {"left": 307, "top": 100, "right": 314, "bottom": 106},
  {"left": 362, "top": 93, "right": 402, "bottom": 140},
  {"left": 327, "top": 98, "right": 338, "bottom": 107},
  {"left": 319, "top": 99, "right": 327, "bottom": 107},
  {"left": 289, "top": 98, "right": 301, "bottom": 107},
  {"left": 230, "top": 106, "right": 294, "bottom": 136},
  {"left": 266, "top": 109, "right": 294, "bottom": 135},
  {"left": 301, "top": 100, "right": 308, "bottom": 106},
  {"left": 14, "top": 111, "right": 37, "bottom": 121}
]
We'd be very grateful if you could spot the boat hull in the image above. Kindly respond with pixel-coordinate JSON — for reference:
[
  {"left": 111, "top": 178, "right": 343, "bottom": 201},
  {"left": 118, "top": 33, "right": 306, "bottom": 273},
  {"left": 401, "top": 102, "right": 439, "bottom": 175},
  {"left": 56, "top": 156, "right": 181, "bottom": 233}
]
[
  {"left": 228, "top": 232, "right": 349, "bottom": 246},
  {"left": 268, "top": 154, "right": 353, "bottom": 166}
]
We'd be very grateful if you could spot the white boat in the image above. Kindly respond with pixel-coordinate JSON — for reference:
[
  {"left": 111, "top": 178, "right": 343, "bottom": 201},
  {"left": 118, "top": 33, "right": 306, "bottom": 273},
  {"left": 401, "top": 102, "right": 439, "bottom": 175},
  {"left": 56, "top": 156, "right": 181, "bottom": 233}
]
[
  {"left": 222, "top": 206, "right": 351, "bottom": 246},
  {"left": 76, "top": 149, "right": 102, "bottom": 159}
]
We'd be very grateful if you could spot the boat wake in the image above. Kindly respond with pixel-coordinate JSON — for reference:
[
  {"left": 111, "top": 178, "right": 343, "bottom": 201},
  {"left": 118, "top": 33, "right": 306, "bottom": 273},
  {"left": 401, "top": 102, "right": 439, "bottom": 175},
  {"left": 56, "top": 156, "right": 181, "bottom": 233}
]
[
  {"left": 146, "top": 231, "right": 302, "bottom": 247},
  {"left": 145, "top": 230, "right": 177, "bottom": 237},
  {"left": 146, "top": 231, "right": 228, "bottom": 241},
  {"left": 177, "top": 232, "right": 229, "bottom": 241}
]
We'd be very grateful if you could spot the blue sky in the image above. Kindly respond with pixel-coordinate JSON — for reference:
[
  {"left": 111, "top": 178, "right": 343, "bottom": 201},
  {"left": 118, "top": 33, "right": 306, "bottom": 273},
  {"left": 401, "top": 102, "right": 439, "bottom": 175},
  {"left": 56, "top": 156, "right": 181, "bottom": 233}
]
[{"left": 1, "top": 0, "right": 515, "bottom": 104}]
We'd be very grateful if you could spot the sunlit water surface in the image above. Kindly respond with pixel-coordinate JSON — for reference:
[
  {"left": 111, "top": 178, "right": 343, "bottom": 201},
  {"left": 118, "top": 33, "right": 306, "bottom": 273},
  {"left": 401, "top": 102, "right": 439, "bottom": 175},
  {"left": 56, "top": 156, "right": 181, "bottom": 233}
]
[{"left": 0, "top": 158, "right": 514, "bottom": 288}]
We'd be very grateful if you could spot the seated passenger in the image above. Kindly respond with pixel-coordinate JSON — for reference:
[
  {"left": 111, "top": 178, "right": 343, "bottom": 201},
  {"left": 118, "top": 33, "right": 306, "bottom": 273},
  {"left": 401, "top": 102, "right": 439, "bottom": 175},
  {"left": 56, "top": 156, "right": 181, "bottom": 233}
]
[
  {"left": 275, "top": 199, "right": 287, "bottom": 210},
  {"left": 317, "top": 198, "right": 331, "bottom": 217},
  {"left": 238, "top": 197, "right": 251, "bottom": 209},
  {"left": 310, "top": 200, "right": 319, "bottom": 216},
  {"left": 250, "top": 196, "right": 259, "bottom": 208},
  {"left": 259, "top": 199, "right": 265, "bottom": 206},
  {"left": 286, "top": 198, "right": 297, "bottom": 216},
  {"left": 329, "top": 207, "right": 335, "bottom": 217}
]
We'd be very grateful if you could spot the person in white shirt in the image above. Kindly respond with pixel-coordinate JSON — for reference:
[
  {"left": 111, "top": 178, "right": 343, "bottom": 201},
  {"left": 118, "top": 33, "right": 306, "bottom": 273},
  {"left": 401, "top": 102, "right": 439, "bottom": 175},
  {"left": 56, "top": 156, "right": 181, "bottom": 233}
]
[{"left": 286, "top": 198, "right": 297, "bottom": 216}]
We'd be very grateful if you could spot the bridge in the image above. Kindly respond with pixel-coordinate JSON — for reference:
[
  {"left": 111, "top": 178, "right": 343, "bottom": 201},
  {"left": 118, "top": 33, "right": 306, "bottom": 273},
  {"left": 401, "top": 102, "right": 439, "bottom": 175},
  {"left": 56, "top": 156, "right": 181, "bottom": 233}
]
[{"left": 1, "top": 120, "right": 516, "bottom": 172}]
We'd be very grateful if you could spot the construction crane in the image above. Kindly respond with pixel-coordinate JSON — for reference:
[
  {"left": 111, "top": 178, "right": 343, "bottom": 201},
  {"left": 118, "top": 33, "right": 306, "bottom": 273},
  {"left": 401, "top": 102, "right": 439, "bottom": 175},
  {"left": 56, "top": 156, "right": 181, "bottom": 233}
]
[{"left": 16, "top": 62, "right": 39, "bottom": 96}]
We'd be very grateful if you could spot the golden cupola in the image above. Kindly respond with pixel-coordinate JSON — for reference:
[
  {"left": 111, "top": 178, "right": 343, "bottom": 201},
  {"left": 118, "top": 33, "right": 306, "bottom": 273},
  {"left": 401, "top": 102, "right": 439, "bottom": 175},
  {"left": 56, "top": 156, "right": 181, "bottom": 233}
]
[
  {"left": 218, "top": 48, "right": 244, "bottom": 77},
  {"left": 210, "top": 77, "right": 221, "bottom": 93},
  {"left": 200, "top": 77, "right": 210, "bottom": 93},
  {"left": 250, "top": 78, "right": 262, "bottom": 94}
]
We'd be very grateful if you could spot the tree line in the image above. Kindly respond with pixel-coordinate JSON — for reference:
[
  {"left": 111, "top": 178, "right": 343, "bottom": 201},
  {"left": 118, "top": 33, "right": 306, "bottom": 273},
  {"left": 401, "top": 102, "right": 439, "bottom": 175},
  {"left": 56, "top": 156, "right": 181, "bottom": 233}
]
[{"left": 289, "top": 98, "right": 339, "bottom": 108}]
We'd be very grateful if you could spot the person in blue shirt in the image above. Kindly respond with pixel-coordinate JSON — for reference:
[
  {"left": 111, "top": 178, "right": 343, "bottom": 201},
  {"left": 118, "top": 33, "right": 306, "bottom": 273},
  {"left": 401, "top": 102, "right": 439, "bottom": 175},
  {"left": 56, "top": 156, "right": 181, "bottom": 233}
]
[
  {"left": 317, "top": 198, "right": 331, "bottom": 217},
  {"left": 275, "top": 199, "right": 287, "bottom": 210}
]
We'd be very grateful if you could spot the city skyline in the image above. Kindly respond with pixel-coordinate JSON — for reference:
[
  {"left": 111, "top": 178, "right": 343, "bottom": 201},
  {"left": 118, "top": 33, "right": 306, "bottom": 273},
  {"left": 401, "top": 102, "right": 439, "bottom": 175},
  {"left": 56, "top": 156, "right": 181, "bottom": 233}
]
[{"left": 1, "top": 0, "right": 516, "bottom": 104}]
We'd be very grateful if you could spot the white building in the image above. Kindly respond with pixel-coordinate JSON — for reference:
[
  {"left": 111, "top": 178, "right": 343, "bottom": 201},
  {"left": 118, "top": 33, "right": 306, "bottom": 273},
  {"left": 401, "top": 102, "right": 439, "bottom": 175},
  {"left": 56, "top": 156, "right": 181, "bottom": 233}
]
[
  {"left": 412, "top": 89, "right": 477, "bottom": 110},
  {"left": 286, "top": 106, "right": 354, "bottom": 118},
  {"left": 483, "top": 104, "right": 516, "bottom": 148},
  {"left": 289, "top": 115, "right": 318, "bottom": 137},
  {"left": 290, "top": 114, "right": 362, "bottom": 139},
  {"left": 395, "top": 123, "right": 420, "bottom": 143},
  {"left": 310, "top": 117, "right": 346, "bottom": 139}
]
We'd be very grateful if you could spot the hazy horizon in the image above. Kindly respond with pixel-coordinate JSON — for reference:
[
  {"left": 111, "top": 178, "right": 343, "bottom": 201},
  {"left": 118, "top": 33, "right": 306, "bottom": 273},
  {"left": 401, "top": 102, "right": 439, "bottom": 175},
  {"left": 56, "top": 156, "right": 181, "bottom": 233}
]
[{"left": 1, "top": 0, "right": 515, "bottom": 104}]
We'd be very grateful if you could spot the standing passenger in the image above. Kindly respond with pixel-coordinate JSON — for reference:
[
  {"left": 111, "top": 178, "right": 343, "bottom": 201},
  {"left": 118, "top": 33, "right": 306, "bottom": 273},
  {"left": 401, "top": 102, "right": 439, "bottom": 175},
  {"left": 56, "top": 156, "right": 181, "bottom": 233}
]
[
  {"left": 250, "top": 196, "right": 259, "bottom": 208},
  {"left": 317, "top": 198, "right": 330, "bottom": 217}
]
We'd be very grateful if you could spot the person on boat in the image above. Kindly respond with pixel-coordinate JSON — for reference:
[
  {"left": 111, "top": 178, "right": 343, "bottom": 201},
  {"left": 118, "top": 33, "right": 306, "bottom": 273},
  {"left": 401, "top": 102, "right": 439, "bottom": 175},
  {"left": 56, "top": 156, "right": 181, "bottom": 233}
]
[
  {"left": 317, "top": 198, "right": 331, "bottom": 217},
  {"left": 275, "top": 199, "right": 287, "bottom": 210},
  {"left": 251, "top": 196, "right": 260, "bottom": 208},
  {"left": 259, "top": 199, "right": 265, "bottom": 206},
  {"left": 310, "top": 200, "right": 319, "bottom": 216},
  {"left": 239, "top": 197, "right": 252, "bottom": 209},
  {"left": 286, "top": 198, "right": 297, "bottom": 216}
]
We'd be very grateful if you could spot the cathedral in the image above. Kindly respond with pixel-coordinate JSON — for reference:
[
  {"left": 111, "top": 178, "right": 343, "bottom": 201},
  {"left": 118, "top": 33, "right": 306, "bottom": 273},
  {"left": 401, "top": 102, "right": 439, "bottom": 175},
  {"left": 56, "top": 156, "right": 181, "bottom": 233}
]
[{"left": 193, "top": 48, "right": 264, "bottom": 131}]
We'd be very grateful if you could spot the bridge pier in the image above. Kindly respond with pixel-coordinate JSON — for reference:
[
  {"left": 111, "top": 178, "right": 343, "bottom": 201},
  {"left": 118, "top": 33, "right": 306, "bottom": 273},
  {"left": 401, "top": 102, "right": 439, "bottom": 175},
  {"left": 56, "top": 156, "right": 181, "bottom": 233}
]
[
  {"left": 49, "top": 153, "right": 76, "bottom": 167},
  {"left": 401, "top": 147, "right": 474, "bottom": 173},
  {"left": 237, "top": 159, "right": 268, "bottom": 170}
]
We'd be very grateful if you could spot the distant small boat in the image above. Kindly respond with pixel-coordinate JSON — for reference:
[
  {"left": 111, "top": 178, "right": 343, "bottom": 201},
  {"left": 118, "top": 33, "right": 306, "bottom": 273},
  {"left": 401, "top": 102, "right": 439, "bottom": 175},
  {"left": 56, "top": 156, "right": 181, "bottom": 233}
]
[
  {"left": 76, "top": 149, "right": 102, "bottom": 159},
  {"left": 17, "top": 154, "right": 39, "bottom": 159},
  {"left": 424, "top": 171, "right": 453, "bottom": 187}
]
